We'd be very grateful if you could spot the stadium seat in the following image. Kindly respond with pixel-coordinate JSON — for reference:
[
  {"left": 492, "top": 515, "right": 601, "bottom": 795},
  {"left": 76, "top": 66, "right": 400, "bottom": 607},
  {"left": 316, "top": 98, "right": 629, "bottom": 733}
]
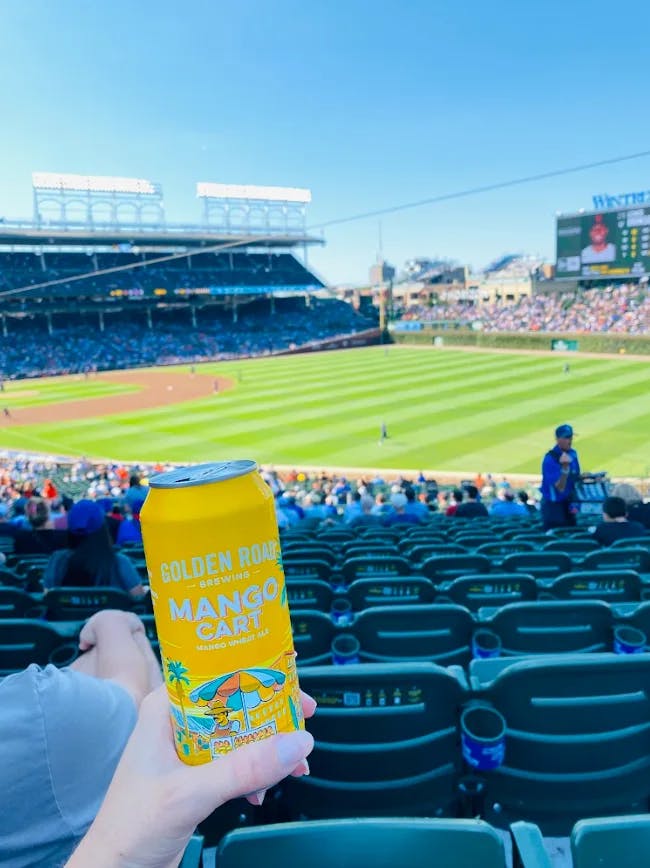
[
  {"left": 611, "top": 536, "right": 650, "bottom": 550},
  {"left": 0, "top": 619, "right": 78, "bottom": 674},
  {"left": 343, "top": 544, "right": 400, "bottom": 560},
  {"left": 501, "top": 552, "right": 572, "bottom": 580},
  {"left": 44, "top": 587, "right": 135, "bottom": 621},
  {"left": 347, "top": 577, "right": 436, "bottom": 610},
  {"left": 506, "top": 533, "right": 550, "bottom": 546},
  {"left": 421, "top": 554, "right": 491, "bottom": 581},
  {"left": 582, "top": 547, "right": 650, "bottom": 576},
  {"left": 542, "top": 539, "right": 600, "bottom": 556},
  {"left": 0, "top": 567, "right": 24, "bottom": 588},
  {"left": 341, "top": 555, "right": 411, "bottom": 582},
  {"left": 404, "top": 544, "right": 468, "bottom": 566},
  {"left": 352, "top": 604, "right": 473, "bottom": 666},
  {"left": 475, "top": 541, "right": 537, "bottom": 559},
  {"left": 473, "top": 653, "right": 650, "bottom": 832},
  {"left": 291, "top": 610, "right": 337, "bottom": 665},
  {"left": 284, "top": 578, "right": 334, "bottom": 613},
  {"left": 317, "top": 530, "right": 355, "bottom": 545},
  {"left": 483, "top": 600, "right": 613, "bottom": 655},
  {"left": 282, "top": 545, "right": 337, "bottom": 567},
  {"left": 436, "top": 573, "right": 537, "bottom": 612},
  {"left": 216, "top": 819, "right": 510, "bottom": 868},
  {"left": 548, "top": 570, "right": 642, "bottom": 604},
  {"left": 0, "top": 587, "right": 45, "bottom": 619},
  {"left": 282, "top": 558, "right": 333, "bottom": 582},
  {"left": 397, "top": 534, "right": 447, "bottom": 553},
  {"left": 571, "top": 814, "right": 650, "bottom": 868},
  {"left": 284, "top": 663, "right": 465, "bottom": 819},
  {"left": 454, "top": 535, "right": 495, "bottom": 550}
]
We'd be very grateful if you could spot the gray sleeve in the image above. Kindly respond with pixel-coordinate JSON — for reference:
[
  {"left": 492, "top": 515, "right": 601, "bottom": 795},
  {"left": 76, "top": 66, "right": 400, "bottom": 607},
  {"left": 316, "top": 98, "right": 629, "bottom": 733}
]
[{"left": 37, "top": 665, "right": 137, "bottom": 836}]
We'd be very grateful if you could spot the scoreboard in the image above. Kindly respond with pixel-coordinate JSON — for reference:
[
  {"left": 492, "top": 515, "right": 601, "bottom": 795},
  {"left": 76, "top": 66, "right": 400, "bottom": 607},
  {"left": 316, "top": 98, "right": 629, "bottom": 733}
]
[{"left": 556, "top": 206, "right": 650, "bottom": 279}]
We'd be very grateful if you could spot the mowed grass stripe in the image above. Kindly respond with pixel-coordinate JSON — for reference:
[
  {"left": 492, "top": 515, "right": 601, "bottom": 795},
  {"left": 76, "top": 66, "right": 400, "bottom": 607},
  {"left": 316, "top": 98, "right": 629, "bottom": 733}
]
[
  {"left": 1, "top": 348, "right": 650, "bottom": 474},
  {"left": 2, "top": 381, "right": 140, "bottom": 408}
]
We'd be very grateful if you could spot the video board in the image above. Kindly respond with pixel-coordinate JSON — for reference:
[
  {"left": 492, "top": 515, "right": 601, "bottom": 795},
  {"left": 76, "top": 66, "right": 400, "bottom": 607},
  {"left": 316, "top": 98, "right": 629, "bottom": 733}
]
[{"left": 556, "top": 206, "right": 650, "bottom": 279}]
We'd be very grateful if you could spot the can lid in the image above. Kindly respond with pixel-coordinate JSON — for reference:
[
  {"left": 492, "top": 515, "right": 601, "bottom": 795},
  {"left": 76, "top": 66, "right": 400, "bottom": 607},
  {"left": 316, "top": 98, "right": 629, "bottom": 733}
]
[{"left": 149, "top": 460, "right": 257, "bottom": 489}]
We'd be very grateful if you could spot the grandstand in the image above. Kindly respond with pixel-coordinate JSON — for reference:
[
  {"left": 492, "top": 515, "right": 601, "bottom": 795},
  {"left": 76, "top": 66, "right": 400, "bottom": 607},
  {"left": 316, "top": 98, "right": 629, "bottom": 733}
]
[{"left": 0, "top": 173, "right": 378, "bottom": 378}]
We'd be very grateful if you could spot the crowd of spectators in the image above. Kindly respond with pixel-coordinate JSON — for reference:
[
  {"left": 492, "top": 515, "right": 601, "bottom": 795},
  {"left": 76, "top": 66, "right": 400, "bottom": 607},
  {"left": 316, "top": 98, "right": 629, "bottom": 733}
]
[
  {"left": 4, "top": 456, "right": 649, "bottom": 557},
  {"left": 402, "top": 283, "right": 650, "bottom": 334},
  {"left": 0, "top": 298, "right": 376, "bottom": 379}
]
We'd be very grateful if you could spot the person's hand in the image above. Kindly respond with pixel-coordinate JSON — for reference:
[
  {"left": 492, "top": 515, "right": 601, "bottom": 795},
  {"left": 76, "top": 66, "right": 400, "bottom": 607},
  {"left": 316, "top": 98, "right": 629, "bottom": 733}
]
[
  {"left": 78, "top": 609, "right": 145, "bottom": 652},
  {"left": 559, "top": 452, "right": 571, "bottom": 468},
  {"left": 66, "top": 684, "right": 316, "bottom": 868}
]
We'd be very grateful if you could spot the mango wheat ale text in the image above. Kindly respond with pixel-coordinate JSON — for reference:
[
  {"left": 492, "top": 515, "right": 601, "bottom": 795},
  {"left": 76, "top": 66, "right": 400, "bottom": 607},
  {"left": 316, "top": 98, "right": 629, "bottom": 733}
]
[{"left": 140, "top": 460, "right": 303, "bottom": 765}]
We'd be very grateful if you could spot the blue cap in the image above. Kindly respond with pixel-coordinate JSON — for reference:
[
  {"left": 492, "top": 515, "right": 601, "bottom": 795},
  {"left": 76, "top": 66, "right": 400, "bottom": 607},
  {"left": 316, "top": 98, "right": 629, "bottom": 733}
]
[
  {"left": 555, "top": 424, "right": 574, "bottom": 439},
  {"left": 68, "top": 499, "right": 105, "bottom": 535}
]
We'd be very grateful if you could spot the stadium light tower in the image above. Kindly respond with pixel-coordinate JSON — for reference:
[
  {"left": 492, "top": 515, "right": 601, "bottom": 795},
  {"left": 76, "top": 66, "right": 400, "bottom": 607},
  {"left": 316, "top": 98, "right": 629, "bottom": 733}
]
[
  {"left": 196, "top": 182, "right": 311, "bottom": 235},
  {"left": 32, "top": 172, "right": 165, "bottom": 229}
]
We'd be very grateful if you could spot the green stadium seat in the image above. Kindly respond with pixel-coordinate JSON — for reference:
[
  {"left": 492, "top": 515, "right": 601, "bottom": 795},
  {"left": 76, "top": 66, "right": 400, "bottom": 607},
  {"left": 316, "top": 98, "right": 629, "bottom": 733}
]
[
  {"left": 0, "top": 567, "right": 24, "bottom": 588},
  {"left": 353, "top": 603, "right": 473, "bottom": 665},
  {"left": 501, "top": 552, "right": 571, "bottom": 580},
  {"left": 475, "top": 541, "right": 537, "bottom": 559},
  {"left": 343, "top": 543, "right": 400, "bottom": 560},
  {"left": 506, "top": 533, "right": 550, "bottom": 546},
  {"left": 347, "top": 577, "right": 435, "bottom": 610},
  {"left": 44, "top": 586, "right": 135, "bottom": 621},
  {"left": 0, "top": 619, "right": 78, "bottom": 674},
  {"left": 0, "top": 587, "right": 45, "bottom": 619},
  {"left": 282, "top": 545, "right": 337, "bottom": 566},
  {"left": 282, "top": 558, "right": 332, "bottom": 582},
  {"left": 284, "top": 578, "right": 334, "bottom": 613},
  {"left": 397, "top": 534, "right": 447, "bottom": 553},
  {"left": 582, "top": 548, "right": 650, "bottom": 576},
  {"left": 285, "top": 663, "right": 465, "bottom": 819},
  {"left": 421, "top": 554, "right": 491, "bottom": 581},
  {"left": 548, "top": 570, "right": 642, "bottom": 604},
  {"left": 483, "top": 600, "right": 613, "bottom": 655},
  {"left": 178, "top": 834, "right": 204, "bottom": 868},
  {"left": 405, "top": 544, "right": 468, "bottom": 566},
  {"left": 454, "top": 535, "right": 495, "bottom": 550},
  {"left": 317, "top": 530, "right": 355, "bottom": 544},
  {"left": 216, "top": 819, "right": 510, "bottom": 868},
  {"left": 341, "top": 555, "right": 411, "bottom": 582},
  {"left": 437, "top": 573, "right": 537, "bottom": 612},
  {"left": 571, "top": 814, "right": 650, "bottom": 868},
  {"left": 291, "top": 610, "right": 337, "bottom": 665},
  {"left": 474, "top": 653, "right": 650, "bottom": 833},
  {"left": 611, "top": 536, "right": 650, "bottom": 550},
  {"left": 542, "top": 539, "right": 600, "bottom": 556}
]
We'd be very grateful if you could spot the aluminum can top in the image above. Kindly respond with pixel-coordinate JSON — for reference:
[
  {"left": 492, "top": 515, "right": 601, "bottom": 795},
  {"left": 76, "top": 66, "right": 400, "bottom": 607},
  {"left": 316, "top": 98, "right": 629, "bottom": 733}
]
[{"left": 149, "top": 460, "right": 258, "bottom": 490}]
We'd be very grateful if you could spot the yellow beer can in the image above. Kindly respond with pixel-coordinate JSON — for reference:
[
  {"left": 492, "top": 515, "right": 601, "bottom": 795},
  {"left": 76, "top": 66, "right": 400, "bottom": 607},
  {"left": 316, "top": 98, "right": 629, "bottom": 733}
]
[{"left": 140, "top": 460, "right": 304, "bottom": 765}]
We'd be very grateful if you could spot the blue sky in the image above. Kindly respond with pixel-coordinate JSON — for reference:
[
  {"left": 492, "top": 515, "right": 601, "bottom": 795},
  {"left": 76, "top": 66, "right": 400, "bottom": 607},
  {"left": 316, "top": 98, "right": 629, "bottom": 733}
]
[{"left": 2, "top": 0, "right": 650, "bottom": 284}]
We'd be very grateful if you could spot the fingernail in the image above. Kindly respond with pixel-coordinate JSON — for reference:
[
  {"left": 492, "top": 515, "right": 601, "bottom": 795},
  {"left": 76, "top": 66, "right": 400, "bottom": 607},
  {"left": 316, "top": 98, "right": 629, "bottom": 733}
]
[
  {"left": 254, "top": 789, "right": 266, "bottom": 806},
  {"left": 276, "top": 732, "right": 313, "bottom": 767},
  {"left": 300, "top": 759, "right": 310, "bottom": 776}
]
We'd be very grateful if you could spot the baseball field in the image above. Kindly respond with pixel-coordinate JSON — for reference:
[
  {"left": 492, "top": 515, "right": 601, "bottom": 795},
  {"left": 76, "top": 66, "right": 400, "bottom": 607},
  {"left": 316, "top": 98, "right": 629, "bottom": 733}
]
[{"left": 0, "top": 346, "right": 649, "bottom": 478}]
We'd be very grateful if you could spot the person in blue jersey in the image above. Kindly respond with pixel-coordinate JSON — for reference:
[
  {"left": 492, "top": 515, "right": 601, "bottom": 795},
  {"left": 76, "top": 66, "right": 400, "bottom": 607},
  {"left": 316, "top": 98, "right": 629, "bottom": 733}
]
[{"left": 540, "top": 424, "right": 581, "bottom": 531}]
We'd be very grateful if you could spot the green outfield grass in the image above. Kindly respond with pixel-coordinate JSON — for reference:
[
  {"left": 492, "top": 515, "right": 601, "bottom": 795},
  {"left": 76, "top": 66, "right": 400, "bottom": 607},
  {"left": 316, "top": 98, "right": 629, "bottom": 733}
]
[
  {"left": 0, "top": 377, "right": 140, "bottom": 408},
  {"left": 1, "top": 347, "right": 650, "bottom": 477}
]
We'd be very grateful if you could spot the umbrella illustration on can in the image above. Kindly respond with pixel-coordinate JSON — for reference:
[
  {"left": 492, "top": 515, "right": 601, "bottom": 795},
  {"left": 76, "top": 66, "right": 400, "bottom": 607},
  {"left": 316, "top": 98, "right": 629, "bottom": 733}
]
[{"left": 190, "top": 667, "right": 286, "bottom": 733}]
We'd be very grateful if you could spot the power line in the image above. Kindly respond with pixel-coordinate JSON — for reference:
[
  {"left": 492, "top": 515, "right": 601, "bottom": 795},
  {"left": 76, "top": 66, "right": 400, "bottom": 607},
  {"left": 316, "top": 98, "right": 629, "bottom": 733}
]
[
  {"left": 4, "top": 147, "right": 650, "bottom": 298},
  {"left": 314, "top": 148, "right": 650, "bottom": 229}
]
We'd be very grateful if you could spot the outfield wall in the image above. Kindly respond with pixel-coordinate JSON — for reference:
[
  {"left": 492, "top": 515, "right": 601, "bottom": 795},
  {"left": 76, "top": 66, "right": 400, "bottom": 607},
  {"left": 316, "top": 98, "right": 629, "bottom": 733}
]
[{"left": 391, "top": 329, "right": 650, "bottom": 355}]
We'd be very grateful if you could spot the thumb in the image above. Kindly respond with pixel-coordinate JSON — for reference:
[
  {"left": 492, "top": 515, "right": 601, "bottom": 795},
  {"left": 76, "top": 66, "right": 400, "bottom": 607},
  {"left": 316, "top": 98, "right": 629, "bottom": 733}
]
[{"left": 187, "top": 729, "right": 314, "bottom": 808}]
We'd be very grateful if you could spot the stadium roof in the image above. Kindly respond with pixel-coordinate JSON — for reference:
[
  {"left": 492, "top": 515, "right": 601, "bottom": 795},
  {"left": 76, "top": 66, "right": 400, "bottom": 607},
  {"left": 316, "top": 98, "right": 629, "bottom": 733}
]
[{"left": 0, "top": 221, "right": 323, "bottom": 250}]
